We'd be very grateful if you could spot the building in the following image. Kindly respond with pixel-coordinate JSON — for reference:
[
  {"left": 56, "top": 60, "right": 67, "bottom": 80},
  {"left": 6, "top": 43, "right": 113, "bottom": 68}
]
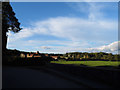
[
  {"left": 50, "top": 56, "right": 58, "bottom": 60},
  {"left": 27, "top": 53, "right": 34, "bottom": 58},
  {"left": 33, "top": 53, "right": 41, "bottom": 58},
  {"left": 20, "top": 51, "right": 59, "bottom": 59},
  {"left": 20, "top": 53, "right": 26, "bottom": 58},
  {"left": 20, "top": 51, "right": 41, "bottom": 58}
]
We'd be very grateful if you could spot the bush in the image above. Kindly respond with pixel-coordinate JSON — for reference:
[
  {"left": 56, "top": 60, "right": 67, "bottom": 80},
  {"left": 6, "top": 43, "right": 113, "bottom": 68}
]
[{"left": 9, "top": 56, "right": 53, "bottom": 66}]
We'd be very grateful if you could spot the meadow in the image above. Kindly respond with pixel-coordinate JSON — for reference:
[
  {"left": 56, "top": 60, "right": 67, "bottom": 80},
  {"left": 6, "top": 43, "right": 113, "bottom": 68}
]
[{"left": 50, "top": 61, "right": 119, "bottom": 67}]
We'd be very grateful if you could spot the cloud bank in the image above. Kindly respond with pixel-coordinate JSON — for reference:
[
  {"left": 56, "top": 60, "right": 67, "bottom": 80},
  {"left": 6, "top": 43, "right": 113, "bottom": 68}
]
[
  {"left": 38, "top": 41, "right": 120, "bottom": 54},
  {"left": 8, "top": 16, "right": 117, "bottom": 42}
]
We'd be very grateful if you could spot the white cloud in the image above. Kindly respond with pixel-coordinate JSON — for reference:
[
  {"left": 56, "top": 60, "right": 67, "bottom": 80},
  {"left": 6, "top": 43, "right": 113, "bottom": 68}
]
[
  {"left": 97, "top": 41, "right": 120, "bottom": 52},
  {"left": 39, "top": 41, "right": 120, "bottom": 54},
  {"left": 8, "top": 16, "right": 116, "bottom": 41},
  {"left": 88, "top": 3, "right": 105, "bottom": 20},
  {"left": 67, "top": 2, "right": 107, "bottom": 20},
  {"left": 33, "top": 17, "right": 117, "bottom": 41},
  {"left": 7, "top": 16, "right": 117, "bottom": 53},
  {"left": 40, "top": 46, "right": 51, "bottom": 49},
  {"left": 7, "top": 36, "right": 119, "bottom": 53},
  {"left": 72, "top": 41, "right": 120, "bottom": 53},
  {"left": 7, "top": 27, "right": 33, "bottom": 42}
]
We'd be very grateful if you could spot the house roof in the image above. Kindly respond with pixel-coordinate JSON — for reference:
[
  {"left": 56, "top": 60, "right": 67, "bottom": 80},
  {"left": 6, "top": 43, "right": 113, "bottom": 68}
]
[{"left": 51, "top": 56, "right": 58, "bottom": 59}]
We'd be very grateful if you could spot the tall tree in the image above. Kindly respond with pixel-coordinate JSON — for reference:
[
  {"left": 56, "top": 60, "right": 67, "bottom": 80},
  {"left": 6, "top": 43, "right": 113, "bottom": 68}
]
[
  {"left": 2, "top": 2, "right": 21, "bottom": 51},
  {"left": 2, "top": 2, "right": 21, "bottom": 64}
]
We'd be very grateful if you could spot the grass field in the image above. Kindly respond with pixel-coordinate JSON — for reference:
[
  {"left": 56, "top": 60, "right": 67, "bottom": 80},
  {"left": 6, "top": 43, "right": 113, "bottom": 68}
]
[{"left": 51, "top": 61, "right": 120, "bottom": 67}]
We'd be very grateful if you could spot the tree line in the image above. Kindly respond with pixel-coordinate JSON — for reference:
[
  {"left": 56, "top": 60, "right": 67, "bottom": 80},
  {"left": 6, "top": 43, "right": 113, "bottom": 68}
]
[{"left": 58, "top": 52, "right": 120, "bottom": 61}]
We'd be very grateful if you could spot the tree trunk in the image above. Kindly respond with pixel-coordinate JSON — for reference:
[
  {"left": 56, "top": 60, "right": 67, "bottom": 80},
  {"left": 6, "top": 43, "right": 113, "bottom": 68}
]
[
  {"left": 2, "top": 24, "right": 8, "bottom": 64},
  {"left": 2, "top": 30, "right": 7, "bottom": 51}
]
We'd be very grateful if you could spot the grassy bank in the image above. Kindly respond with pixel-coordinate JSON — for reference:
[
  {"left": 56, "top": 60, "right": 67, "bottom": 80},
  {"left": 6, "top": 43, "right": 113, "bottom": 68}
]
[{"left": 51, "top": 61, "right": 119, "bottom": 67}]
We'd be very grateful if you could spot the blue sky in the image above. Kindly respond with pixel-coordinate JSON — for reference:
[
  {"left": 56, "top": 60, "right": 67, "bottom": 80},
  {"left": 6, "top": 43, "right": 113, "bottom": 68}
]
[{"left": 7, "top": 2, "right": 119, "bottom": 54}]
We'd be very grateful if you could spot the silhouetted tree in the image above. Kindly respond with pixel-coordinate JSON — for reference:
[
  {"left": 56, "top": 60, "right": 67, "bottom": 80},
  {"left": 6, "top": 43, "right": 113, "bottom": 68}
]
[
  {"left": 114, "top": 55, "right": 118, "bottom": 61},
  {"left": 2, "top": 2, "right": 21, "bottom": 64},
  {"left": 2, "top": 2, "right": 21, "bottom": 51},
  {"left": 107, "top": 53, "right": 113, "bottom": 61}
]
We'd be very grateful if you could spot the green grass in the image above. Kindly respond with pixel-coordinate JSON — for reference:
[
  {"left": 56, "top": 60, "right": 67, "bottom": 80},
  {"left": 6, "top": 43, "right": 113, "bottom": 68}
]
[{"left": 51, "top": 61, "right": 119, "bottom": 67}]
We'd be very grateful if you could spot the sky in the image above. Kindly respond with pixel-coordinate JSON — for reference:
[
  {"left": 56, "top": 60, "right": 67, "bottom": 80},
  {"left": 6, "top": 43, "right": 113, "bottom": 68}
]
[{"left": 7, "top": 2, "right": 119, "bottom": 54}]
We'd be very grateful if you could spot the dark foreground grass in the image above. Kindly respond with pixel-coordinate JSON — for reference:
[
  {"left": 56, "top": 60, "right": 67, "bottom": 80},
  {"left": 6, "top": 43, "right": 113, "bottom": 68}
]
[{"left": 51, "top": 61, "right": 119, "bottom": 67}]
